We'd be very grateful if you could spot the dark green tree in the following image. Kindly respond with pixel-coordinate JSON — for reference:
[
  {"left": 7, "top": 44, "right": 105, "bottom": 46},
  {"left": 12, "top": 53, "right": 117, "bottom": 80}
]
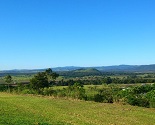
[
  {"left": 4, "top": 74, "right": 13, "bottom": 93},
  {"left": 45, "top": 68, "right": 59, "bottom": 84},
  {"left": 145, "top": 90, "right": 155, "bottom": 108},
  {"left": 51, "top": 72, "right": 59, "bottom": 80},
  {"left": 103, "top": 77, "right": 112, "bottom": 84},
  {"left": 70, "top": 82, "right": 86, "bottom": 99},
  {"left": 30, "top": 68, "right": 59, "bottom": 93},
  {"left": 30, "top": 72, "right": 49, "bottom": 93}
]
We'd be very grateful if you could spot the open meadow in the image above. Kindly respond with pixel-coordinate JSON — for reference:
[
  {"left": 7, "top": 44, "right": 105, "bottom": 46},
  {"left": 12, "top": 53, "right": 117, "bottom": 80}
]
[{"left": 0, "top": 92, "right": 155, "bottom": 125}]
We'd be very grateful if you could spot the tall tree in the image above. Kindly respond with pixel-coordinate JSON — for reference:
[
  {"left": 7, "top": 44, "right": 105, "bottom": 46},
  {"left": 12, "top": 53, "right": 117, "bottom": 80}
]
[
  {"left": 30, "top": 72, "right": 49, "bottom": 93},
  {"left": 4, "top": 74, "right": 12, "bottom": 93},
  {"left": 30, "top": 68, "right": 59, "bottom": 93},
  {"left": 45, "top": 68, "right": 53, "bottom": 82},
  {"left": 45, "top": 68, "right": 59, "bottom": 83}
]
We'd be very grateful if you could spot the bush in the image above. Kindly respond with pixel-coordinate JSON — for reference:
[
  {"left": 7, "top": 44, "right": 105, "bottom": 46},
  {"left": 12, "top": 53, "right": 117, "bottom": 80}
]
[
  {"left": 67, "top": 83, "right": 86, "bottom": 100},
  {"left": 93, "top": 88, "right": 115, "bottom": 103},
  {"left": 21, "top": 89, "right": 36, "bottom": 94},
  {"left": 42, "top": 87, "right": 56, "bottom": 96},
  {"left": 0, "top": 85, "right": 7, "bottom": 91},
  {"left": 126, "top": 94, "right": 149, "bottom": 107},
  {"left": 56, "top": 83, "right": 87, "bottom": 100},
  {"left": 132, "top": 85, "right": 153, "bottom": 94},
  {"left": 146, "top": 90, "right": 155, "bottom": 108},
  {"left": 94, "top": 94, "right": 104, "bottom": 102}
]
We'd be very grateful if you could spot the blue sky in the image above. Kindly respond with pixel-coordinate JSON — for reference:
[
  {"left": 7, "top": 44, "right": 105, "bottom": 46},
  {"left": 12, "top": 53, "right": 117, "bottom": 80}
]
[{"left": 0, "top": 0, "right": 155, "bottom": 70}]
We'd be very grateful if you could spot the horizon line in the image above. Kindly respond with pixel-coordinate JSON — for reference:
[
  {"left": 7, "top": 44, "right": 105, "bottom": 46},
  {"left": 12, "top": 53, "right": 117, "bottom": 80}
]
[{"left": 1, "top": 64, "right": 155, "bottom": 71}]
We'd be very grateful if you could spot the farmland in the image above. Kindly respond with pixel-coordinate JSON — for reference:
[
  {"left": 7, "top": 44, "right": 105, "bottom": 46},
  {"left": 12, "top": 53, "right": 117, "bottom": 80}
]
[
  {"left": 1, "top": 69, "right": 155, "bottom": 125},
  {"left": 1, "top": 69, "right": 155, "bottom": 107},
  {"left": 0, "top": 92, "right": 155, "bottom": 125}
]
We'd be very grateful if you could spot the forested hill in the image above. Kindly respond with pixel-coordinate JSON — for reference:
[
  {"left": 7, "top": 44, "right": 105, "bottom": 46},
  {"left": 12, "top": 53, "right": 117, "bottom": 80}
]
[
  {"left": 97, "top": 64, "right": 155, "bottom": 72},
  {"left": 58, "top": 68, "right": 102, "bottom": 77}
]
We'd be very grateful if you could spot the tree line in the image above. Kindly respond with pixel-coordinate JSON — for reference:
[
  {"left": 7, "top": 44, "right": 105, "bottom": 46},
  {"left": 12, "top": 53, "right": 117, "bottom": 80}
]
[{"left": 1, "top": 69, "right": 155, "bottom": 108}]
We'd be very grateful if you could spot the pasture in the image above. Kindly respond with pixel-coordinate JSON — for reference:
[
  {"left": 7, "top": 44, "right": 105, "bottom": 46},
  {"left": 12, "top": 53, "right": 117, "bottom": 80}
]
[{"left": 0, "top": 92, "right": 155, "bottom": 125}]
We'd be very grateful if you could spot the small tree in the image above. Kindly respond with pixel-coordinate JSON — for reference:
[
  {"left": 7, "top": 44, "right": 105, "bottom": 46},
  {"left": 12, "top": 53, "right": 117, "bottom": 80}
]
[
  {"left": 30, "top": 68, "right": 59, "bottom": 93},
  {"left": 30, "top": 72, "right": 49, "bottom": 93},
  {"left": 45, "top": 68, "right": 59, "bottom": 85},
  {"left": 67, "top": 82, "right": 86, "bottom": 99},
  {"left": 146, "top": 90, "right": 155, "bottom": 108},
  {"left": 45, "top": 68, "right": 53, "bottom": 82},
  {"left": 4, "top": 74, "right": 13, "bottom": 93},
  {"left": 103, "top": 77, "right": 112, "bottom": 84}
]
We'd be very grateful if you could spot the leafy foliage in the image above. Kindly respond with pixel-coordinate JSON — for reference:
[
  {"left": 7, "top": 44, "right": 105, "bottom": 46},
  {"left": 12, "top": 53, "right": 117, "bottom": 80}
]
[
  {"left": 116, "top": 83, "right": 155, "bottom": 108},
  {"left": 1, "top": 71, "right": 155, "bottom": 109},
  {"left": 4, "top": 74, "right": 13, "bottom": 83},
  {"left": 30, "top": 69, "right": 59, "bottom": 93},
  {"left": 30, "top": 72, "right": 49, "bottom": 93},
  {"left": 4, "top": 74, "right": 13, "bottom": 92}
]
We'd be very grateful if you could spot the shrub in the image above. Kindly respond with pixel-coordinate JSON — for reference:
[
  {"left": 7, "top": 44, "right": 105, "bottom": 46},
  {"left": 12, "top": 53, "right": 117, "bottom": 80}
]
[
  {"left": 126, "top": 94, "right": 149, "bottom": 107},
  {"left": 42, "top": 87, "right": 56, "bottom": 96},
  {"left": 93, "top": 88, "right": 116, "bottom": 103},
  {"left": 21, "top": 89, "right": 36, "bottom": 94},
  {"left": 0, "top": 85, "right": 7, "bottom": 91},
  {"left": 146, "top": 90, "right": 155, "bottom": 108},
  {"left": 94, "top": 94, "right": 104, "bottom": 102}
]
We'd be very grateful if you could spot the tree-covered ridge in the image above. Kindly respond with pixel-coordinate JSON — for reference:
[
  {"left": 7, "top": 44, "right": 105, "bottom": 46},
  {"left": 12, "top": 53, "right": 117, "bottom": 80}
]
[{"left": 58, "top": 68, "right": 102, "bottom": 77}]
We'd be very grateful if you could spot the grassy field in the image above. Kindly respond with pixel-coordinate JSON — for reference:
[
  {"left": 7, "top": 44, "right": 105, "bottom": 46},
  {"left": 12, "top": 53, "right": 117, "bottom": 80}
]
[{"left": 0, "top": 92, "right": 155, "bottom": 125}]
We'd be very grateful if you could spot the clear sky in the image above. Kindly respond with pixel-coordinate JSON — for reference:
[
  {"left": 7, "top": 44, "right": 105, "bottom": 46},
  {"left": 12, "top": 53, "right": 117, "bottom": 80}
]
[{"left": 0, "top": 0, "right": 155, "bottom": 70}]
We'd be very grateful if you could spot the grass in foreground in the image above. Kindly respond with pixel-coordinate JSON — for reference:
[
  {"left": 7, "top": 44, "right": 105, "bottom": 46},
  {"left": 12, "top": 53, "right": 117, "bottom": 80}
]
[{"left": 0, "top": 92, "right": 155, "bottom": 125}]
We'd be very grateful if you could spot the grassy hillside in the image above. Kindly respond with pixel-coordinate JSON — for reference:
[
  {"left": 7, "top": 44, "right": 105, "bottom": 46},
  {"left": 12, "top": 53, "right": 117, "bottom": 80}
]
[{"left": 0, "top": 93, "right": 155, "bottom": 125}]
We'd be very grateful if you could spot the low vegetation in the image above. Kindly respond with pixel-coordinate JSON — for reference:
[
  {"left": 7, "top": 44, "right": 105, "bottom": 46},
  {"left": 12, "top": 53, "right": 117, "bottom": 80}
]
[
  {"left": 0, "top": 92, "right": 155, "bottom": 125},
  {"left": 0, "top": 69, "right": 155, "bottom": 108},
  {"left": 1, "top": 69, "right": 155, "bottom": 124}
]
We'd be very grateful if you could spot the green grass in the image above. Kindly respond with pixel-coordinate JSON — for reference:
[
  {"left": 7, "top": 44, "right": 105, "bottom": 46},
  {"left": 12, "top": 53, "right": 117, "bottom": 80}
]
[{"left": 0, "top": 92, "right": 155, "bottom": 125}]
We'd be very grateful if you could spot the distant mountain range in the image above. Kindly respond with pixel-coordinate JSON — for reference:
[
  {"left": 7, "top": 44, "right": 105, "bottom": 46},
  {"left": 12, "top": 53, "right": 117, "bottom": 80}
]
[
  {"left": 1, "top": 64, "right": 155, "bottom": 73},
  {"left": 54, "top": 64, "right": 155, "bottom": 72}
]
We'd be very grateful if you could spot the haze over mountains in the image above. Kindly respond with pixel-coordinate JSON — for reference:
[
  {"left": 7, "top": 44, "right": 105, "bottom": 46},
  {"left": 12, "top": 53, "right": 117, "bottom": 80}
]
[{"left": 1, "top": 64, "right": 155, "bottom": 73}]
